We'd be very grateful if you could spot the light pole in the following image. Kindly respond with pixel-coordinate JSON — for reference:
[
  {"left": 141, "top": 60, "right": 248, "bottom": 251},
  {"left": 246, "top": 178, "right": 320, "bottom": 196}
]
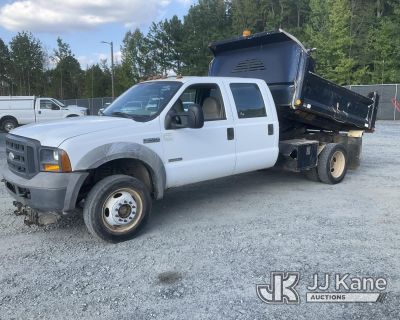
[{"left": 101, "top": 41, "right": 115, "bottom": 100}]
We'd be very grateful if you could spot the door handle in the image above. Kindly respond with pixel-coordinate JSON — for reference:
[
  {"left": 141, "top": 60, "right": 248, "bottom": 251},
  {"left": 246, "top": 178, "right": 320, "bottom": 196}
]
[
  {"left": 268, "top": 124, "right": 274, "bottom": 135},
  {"left": 227, "top": 127, "right": 234, "bottom": 140},
  {"left": 38, "top": 110, "right": 41, "bottom": 114}
]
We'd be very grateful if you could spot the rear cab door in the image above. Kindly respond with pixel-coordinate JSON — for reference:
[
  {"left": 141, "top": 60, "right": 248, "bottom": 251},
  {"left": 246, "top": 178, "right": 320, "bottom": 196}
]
[{"left": 225, "top": 79, "right": 279, "bottom": 174}]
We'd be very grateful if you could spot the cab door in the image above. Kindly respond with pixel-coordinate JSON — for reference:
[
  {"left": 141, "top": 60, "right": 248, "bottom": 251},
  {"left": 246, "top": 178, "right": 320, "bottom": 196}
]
[
  {"left": 161, "top": 82, "right": 236, "bottom": 188},
  {"left": 36, "top": 99, "right": 64, "bottom": 122},
  {"left": 227, "top": 81, "right": 279, "bottom": 174}
]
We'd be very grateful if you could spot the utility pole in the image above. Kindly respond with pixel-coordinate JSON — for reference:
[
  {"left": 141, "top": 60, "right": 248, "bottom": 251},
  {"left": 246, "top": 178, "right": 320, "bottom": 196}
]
[{"left": 101, "top": 41, "right": 115, "bottom": 100}]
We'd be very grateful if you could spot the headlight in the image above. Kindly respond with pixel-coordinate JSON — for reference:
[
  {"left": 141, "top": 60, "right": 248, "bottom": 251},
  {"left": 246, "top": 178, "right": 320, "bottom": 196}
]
[
  {"left": 40, "top": 148, "right": 72, "bottom": 172},
  {"left": 80, "top": 110, "right": 87, "bottom": 115}
]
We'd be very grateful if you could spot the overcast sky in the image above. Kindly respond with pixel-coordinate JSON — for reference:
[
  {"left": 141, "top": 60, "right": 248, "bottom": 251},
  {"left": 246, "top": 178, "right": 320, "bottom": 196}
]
[{"left": 0, "top": 0, "right": 195, "bottom": 68}]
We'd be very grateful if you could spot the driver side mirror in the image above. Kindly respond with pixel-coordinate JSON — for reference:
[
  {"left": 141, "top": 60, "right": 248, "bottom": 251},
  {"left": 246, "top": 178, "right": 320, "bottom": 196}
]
[{"left": 165, "top": 104, "right": 204, "bottom": 130}]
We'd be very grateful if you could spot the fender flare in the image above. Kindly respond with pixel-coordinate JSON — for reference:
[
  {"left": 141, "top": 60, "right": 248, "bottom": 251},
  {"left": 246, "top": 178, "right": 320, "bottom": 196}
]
[{"left": 75, "top": 142, "right": 166, "bottom": 200}]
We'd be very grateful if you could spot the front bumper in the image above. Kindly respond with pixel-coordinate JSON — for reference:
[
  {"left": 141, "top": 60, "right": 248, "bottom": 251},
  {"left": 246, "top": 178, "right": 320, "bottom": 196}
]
[{"left": 2, "top": 166, "right": 88, "bottom": 212}]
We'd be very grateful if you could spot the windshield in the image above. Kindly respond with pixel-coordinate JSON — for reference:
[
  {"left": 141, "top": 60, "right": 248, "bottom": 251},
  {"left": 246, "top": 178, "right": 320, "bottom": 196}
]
[{"left": 103, "top": 81, "right": 182, "bottom": 121}]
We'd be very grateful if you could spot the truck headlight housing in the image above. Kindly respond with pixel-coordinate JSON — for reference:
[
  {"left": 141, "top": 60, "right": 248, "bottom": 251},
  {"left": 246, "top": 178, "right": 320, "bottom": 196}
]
[{"left": 40, "top": 148, "right": 72, "bottom": 173}]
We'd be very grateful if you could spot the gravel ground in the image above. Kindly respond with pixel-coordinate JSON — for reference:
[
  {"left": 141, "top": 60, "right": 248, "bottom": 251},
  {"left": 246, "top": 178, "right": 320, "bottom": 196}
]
[{"left": 0, "top": 121, "right": 399, "bottom": 320}]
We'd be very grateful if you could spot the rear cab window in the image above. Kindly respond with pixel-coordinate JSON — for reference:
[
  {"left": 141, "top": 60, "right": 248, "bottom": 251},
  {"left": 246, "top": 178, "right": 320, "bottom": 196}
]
[{"left": 230, "top": 83, "right": 267, "bottom": 119}]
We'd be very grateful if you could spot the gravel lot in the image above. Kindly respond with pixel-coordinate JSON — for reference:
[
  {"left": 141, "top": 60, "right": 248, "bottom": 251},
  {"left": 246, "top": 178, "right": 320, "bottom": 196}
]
[{"left": 0, "top": 121, "right": 399, "bottom": 319}]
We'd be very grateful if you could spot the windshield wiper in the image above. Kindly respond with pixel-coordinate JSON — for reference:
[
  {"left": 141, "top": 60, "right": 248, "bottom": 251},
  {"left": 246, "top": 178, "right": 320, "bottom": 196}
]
[
  {"left": 110, "top": 111, "right": 134, "bottom": 119},
  {"left": 108, "top": 111, "right": 151, "bottom": 122}
]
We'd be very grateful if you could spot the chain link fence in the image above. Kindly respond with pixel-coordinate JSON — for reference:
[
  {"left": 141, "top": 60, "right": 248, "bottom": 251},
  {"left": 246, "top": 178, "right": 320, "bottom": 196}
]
[
  {"left": 346, "top": 84, "right": 399, "bottom": 120},
  {"left": 59, "top": 97, "right": 114, "bottom": 115},
  {"left": 60, "top": 84, "right": 400, "bottom": 120}
]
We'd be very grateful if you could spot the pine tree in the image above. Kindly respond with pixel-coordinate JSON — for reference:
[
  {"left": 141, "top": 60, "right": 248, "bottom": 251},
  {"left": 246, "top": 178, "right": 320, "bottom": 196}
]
[
  {"left": 121, "top": 29, "right": 155, "bottom": 84},
  {"left": 9, "top": 31, "right": 45, "bottom": 96},
  {"left": 0, "top": 38, "right": 11, "bottom": 95},
  {"left": 50, "top": 38, "right": 83, "bottom": 99},
  {"left": 182, "top": 0, "right": 232, "bottom": 75}
]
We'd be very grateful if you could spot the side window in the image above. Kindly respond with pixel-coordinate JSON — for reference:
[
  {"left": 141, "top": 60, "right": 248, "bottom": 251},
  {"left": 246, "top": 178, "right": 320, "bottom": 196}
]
[
  {"left": 230, "top": 83, "right": 267, "bottom": 119},
  {"left": 180, "top": 88, "right": 196, "bottom": 111},
  {"left": 51, "top": 103, "right": 60, "bottom": 110},
  {"left": 40, "top": 100, "right": 60, "bottom": 110},
  {"left": 40, "top": 100, "right": 52, "bottom": 110},
  {"left": 171, "top": 84, "right": 226, "bottom": 121}
]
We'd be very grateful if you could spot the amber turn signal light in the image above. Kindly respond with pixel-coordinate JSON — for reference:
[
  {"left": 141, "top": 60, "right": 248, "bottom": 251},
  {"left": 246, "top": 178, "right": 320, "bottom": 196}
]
[{"left": 243, "top": 29, "right": 251, "bottom": 37}]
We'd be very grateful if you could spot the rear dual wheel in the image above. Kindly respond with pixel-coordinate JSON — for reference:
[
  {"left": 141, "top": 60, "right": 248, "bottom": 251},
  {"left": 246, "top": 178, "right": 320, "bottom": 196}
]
[{"left": 306, "top": 143, "right": 348, "bottom": 184}]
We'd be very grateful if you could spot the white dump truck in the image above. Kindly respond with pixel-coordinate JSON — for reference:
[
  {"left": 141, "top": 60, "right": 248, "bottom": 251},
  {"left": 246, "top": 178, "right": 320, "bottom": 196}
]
[
  {"left": 2, "top": 31, "right": 378, "bottom": 242},
  {"left": 0, "top": 96, "right": 87, "bottom": 132}
]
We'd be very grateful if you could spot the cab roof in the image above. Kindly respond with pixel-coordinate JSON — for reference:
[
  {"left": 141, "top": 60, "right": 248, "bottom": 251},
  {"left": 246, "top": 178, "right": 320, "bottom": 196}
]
[{"left": 144, "top": 76, "right": 265, "bottom": 84}]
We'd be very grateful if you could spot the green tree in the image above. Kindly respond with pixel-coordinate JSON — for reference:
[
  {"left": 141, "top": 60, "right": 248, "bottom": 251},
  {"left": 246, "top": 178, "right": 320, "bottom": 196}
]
[
  {"left": 49, "top": 37, "right": 83, "bottom": 99},
  {"left": 82, "top": 63, "right": 112, "bottom": 98},
  {"left": 9, "top": 31, "right": 45, "bottom": 96},
  {"left": 113, "top": 63, "right": 132, "bottom": 95},
  {"left": 306, "top": 0, "right": 357, "bottom": 85},
  {"left": 367, "top": 1, "right": 400, "bottom": 83},
  {"left": 121, "top": 28, "right": 156, "bottom": 84},
  {"left": 0, "top": 38, "right": 11, "bottom": 95},
  {"left": 231, "top": 0, "right": 269, "bottom": 33},
  {"left": 164, "top": 16, "right": 185, "bottom": 74},
  {"left": 231, "top": 0, "right": 309, "bottom": 36},
  {"left": 182, "top": 0, "right": 233, "bottom": 75},
  {"left": 147, "top": 21, "right": 172, "bottom": 75}
]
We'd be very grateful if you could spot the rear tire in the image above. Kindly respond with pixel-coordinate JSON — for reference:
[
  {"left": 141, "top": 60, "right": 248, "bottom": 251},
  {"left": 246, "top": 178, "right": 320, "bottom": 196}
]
[
  {"left": 83, "top": 175, "right": 151, "bottom": 242},
  {"left": 317, "top": 143, "right": 348, "bottom": 184},
  {"left": 1, "top": 118, "right": 18, "bottom": 132}
]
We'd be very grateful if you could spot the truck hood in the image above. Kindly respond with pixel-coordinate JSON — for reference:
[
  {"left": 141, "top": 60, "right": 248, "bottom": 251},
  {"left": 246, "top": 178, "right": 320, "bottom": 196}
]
[{"left": 10, "top": 116, "right": 136, "bottom": 147}]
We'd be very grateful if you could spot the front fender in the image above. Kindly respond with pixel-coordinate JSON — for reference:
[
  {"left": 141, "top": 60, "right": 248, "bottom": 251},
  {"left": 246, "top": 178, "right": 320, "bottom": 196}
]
[{"left": 75, "top": 142, "right": 166, "bottom": 200}]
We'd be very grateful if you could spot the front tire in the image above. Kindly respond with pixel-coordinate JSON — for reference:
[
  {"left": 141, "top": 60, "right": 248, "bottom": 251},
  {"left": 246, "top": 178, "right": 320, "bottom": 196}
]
[
  {"left": 317, "top": 143, "right": 348, "bottom": 184},
  {"left": 83, "top": 175, "right": 151, "bottom": 242}
]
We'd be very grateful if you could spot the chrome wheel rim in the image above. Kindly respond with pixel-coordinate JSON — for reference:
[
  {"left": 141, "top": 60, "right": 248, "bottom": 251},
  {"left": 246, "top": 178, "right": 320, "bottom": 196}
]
[
  {"left": 102, "top": 188, "right": 143, "bottom": 233},
  {"left": 330, "top": 151, "right": 345, "bottom": 178}
]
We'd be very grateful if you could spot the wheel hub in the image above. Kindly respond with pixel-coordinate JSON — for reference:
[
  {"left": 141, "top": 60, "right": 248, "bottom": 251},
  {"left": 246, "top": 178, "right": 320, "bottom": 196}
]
[
  {"left": 118, "top": 204, "right": 132, "bottom": 218},
  {"left": 330, "top": 151, "right": 345, "bottom": 178},
  {"left": 103, "top": 191, "right": 137, "bottom": 226}
]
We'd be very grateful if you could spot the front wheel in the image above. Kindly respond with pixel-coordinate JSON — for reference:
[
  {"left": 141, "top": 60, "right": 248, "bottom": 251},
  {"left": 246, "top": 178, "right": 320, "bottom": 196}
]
[
  {"left": 317, "top": 143, "right": 348, "bottom": 184},
  {"left": 83, "top": 175, "right": 151, "bottom": 242}
]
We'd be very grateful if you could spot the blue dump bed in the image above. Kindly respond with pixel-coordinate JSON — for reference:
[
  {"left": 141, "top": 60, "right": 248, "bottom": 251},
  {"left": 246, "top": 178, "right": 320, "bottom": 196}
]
[{"left": 209, "top": 30, "right": 379, "bottom": 134}]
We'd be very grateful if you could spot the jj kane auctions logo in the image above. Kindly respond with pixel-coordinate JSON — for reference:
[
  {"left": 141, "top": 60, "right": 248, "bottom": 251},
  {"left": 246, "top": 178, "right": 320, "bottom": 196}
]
[{"left": 257, "top": 272, "right": 387, "bottom": 304}]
